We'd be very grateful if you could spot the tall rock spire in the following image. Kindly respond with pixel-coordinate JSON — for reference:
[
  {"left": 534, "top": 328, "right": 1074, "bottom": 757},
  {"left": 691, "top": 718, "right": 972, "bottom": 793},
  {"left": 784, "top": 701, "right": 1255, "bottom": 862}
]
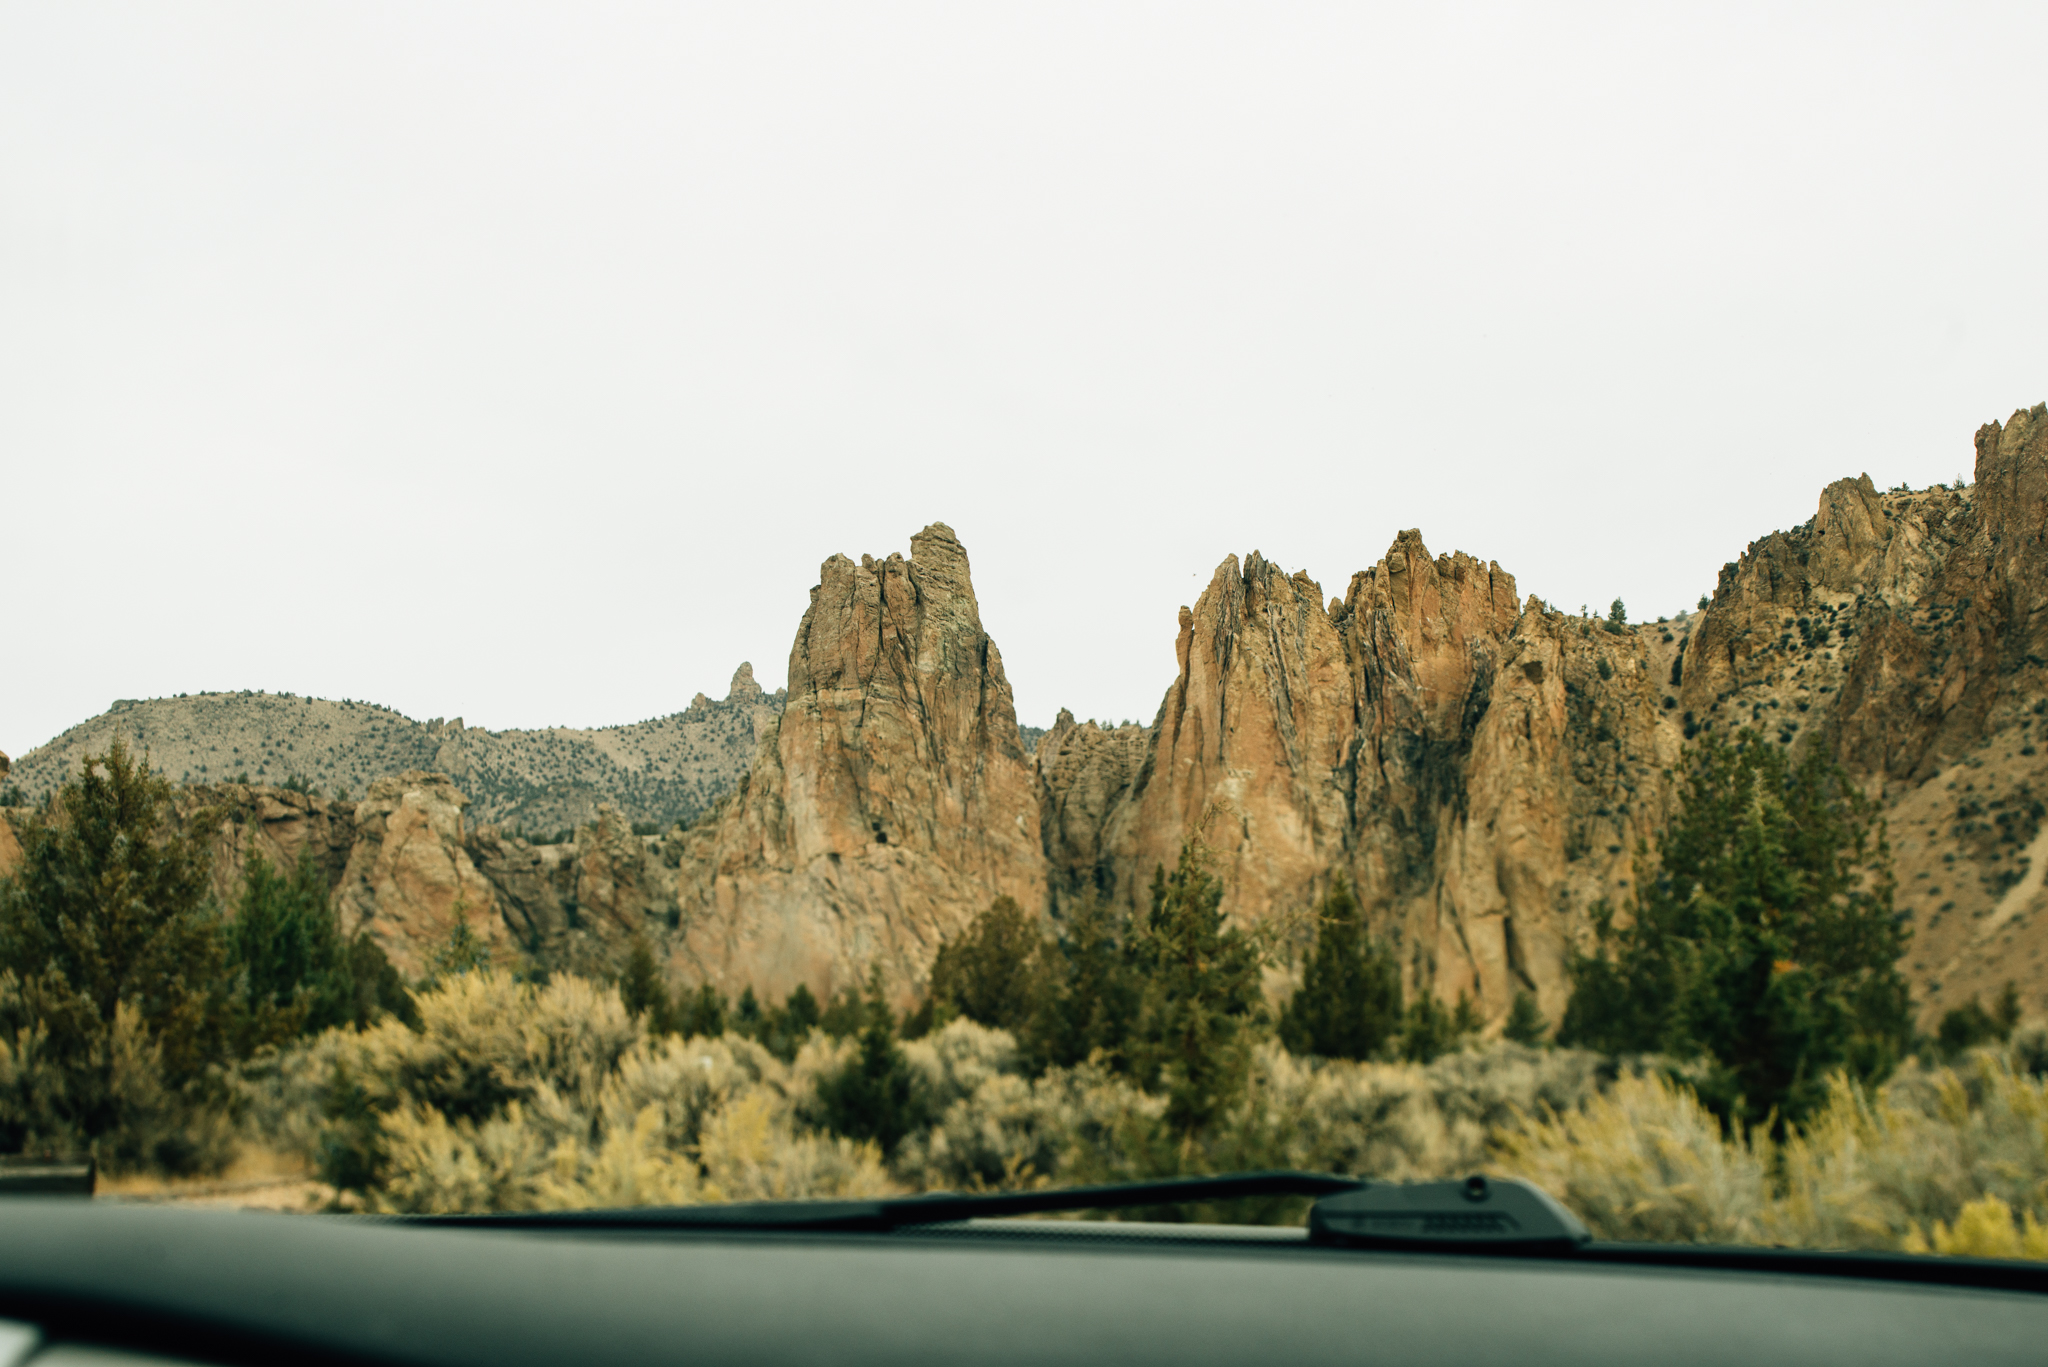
[{"left": 673, "top": 523, "right": 1043, "bottom": 1000}]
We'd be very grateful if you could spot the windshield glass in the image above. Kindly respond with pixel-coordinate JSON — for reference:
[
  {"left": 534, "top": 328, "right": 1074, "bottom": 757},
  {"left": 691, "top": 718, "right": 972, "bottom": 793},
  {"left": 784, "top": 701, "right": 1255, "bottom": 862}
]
[{"left": 2, "top": 4, "right": 2046, "bottom": 1265}]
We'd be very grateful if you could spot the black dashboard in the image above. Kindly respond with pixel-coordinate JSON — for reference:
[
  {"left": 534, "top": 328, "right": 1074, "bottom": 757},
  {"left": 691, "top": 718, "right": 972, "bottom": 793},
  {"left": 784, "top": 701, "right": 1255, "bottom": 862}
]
[{"left": 1, "top": 1201, "right": 2044, "bottom": 1367}]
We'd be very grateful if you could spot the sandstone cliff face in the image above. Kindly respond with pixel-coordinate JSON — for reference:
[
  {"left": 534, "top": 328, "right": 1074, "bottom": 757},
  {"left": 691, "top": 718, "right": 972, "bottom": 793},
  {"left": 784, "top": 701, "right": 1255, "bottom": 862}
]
[
  {"left": 328, "top": 772, "right": 510, "bottom": 977},
  {"left": 1042, "top": 533, "right": 1681, "bottom": 1027},
  {"left": 1034, "top": 709, "right": 1150, "bottom": 905},
  {"left": 175, "top": 783, "right": 360, "bottom": 915},
  {"left": 668, "top": 524, "right": 1044, "bottom": 1002}
]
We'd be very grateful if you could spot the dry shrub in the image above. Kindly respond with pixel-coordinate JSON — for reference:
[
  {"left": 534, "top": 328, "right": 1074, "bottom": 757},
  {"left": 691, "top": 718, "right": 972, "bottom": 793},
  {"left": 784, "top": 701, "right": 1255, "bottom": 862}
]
[
  {"left": 242, "top": 969, "right": 890, "bottom": 1213},
  {"left": 897, "top": 1061, "right": 1162, "bottom": 1192},
  {"left": 1765, "top": 1050, "right": 2048, "bottom": 1250},
  {"left": 1244, "top": 1041, "right": 1608, "bottom": 1181},
  {"left": 1494, "top": 1071, "right": 1770, "bottom": 1244},
  {"left": 1903, "top": 1195, "right": 2048, "bottom": 1259},
  {"left": 1495, "top": 1045, "right": 2048, "bottom": 1255},
  {"left": 698, "top": 1091, "right": 891, "bottom": 1202},
  {"left": 232, "top": 971, "right": 2048, "bottom": 1258},
  {"left": 894, "top": 1036, "right": 1606, "bottom": 1195}
]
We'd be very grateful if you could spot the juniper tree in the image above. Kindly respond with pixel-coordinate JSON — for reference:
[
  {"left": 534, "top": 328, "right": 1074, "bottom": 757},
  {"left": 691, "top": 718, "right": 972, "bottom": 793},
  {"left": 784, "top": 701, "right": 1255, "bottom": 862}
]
[
  {"left": 815, "top": 966, "right": 925, "bottom": 1158},
  {"left": 1502, "top": 989, "right": 1550, "bottom": 1046},
  {"left": 1130, "top": 845, "right": 1265, "bottom": 1140},
  {"left": 1398, "top": 986, "right": 1479, "bottom": 1063},
  {"left": 1558, "top": 730, "right": 1911, "bottom": 1131},
  {"left": 1277, "top": 876, "right": 1401, "bottom": 1060},
  {"left": 228, "top": 849, "right": 353, "bottom": 1046},
  {"left": 0, "top": 740, "right": 230, "bottom": 1166},
  {"left": 618, "top": 935, "right": 674, "bottom": 1033},
  {"left": 677, "top": 982, "right": 728, "bottom": 1040},
  {"left": 921, "top": 895, "right": 1047, "bottom": 1036},
  {"left": 1025, "top": 893, "right": 1140, "bottom": 1073}
]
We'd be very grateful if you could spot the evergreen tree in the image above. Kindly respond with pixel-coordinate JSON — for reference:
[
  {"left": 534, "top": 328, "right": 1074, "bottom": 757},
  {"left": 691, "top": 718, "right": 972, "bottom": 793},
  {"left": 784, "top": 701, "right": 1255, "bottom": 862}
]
[
  {"left": 677, "top": 983, "right": 728, "bottom": 1039},
  {"left": 1558, "top": 731, "right": 1911, "bottom": 1131},
  {"left": 818, "top": 983, "right": 867, "bottom": 1039},
  {"left": 732, "top": 985, "right": 764, "bottom": 1037},
  {"left": 1502, "top": 989, "right": 1549, "bottom": 1046},
  {"left": 0, "top": 740, "right": 230, "bottom": 1165},
  {"left": 423, "top": 919, "right": 492, "bottom": 985},
  {"left": 618, "top": 935, "right": 674, "bottom": 1032},
  {"left": 1277, "top": 876, "right": 1401, "bottom": 1060},
  {"left": 921, "top": 895, "right": 1047, "bottom": 1035},
  {"left": 339, "top": 932, "right": 420, "bottom": 1031},
  {"left": 769, "top": 982, "right": 821, "bottom": 1057},
  {"left": 814, "top": 966, "right": 924, "bottom": 1157},
  {"left": 228, "top": 850, "right": 356, "bottom": 1045},
  {"left": 1025, "top": 894, "right": 1140, "bottom": 1073},
  {"left": 1934, "top": 981, "right": 2021, "bottom": 1061},
  {"left": 1397, "top": 986, "right": 1477, "bottom": 1063},
  {"left": 1130, "top": 845, "right": 1265, "bottom": 1140}
]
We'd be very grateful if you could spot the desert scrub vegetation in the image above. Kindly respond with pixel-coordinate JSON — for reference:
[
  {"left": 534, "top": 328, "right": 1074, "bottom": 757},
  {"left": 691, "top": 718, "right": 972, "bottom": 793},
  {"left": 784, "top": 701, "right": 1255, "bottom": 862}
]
[
  {"left": 1495, "top": 1038, "right": 2048, "bottom": 1253},
  {"left": 252, "top": 968, "right": 892, "bottom": 1212},
  {"left": 237, "top": 963, "right": 2048, "bottom": 1257},
  {"left": 237, "top": 963, "right": 1614, "bottom": 1213}
]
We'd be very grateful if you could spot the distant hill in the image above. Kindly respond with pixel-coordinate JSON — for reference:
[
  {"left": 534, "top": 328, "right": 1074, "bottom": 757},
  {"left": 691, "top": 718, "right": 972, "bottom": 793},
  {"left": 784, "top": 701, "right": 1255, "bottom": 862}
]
[{"left": 9, "top": 663, "right": 783, "bottom": 835}]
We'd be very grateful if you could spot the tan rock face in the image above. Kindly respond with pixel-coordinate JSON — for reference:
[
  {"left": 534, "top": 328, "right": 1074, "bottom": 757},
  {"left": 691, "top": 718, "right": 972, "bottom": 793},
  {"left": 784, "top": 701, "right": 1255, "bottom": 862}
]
[
  {"left": 669, "top": 524, "right": 1045, "bottom": 1002},
  {"left": 173, "top": 783, "right": 360, "bottom": 914},
  {"left": 1044, "top": 533, "right": 1680, "bottom": 1027},
  {"left": 18, "top": 411, "right": 2047, "bottom": 1027},
  {"left": 1108, "top": 551, "right": 1356, "bottom": 933},
  {"left": 1034, "top": 709, "right": 1151, "bottom": 906},
  {"left": 332, "top": 772, "right": 510, "bottom": 977}
]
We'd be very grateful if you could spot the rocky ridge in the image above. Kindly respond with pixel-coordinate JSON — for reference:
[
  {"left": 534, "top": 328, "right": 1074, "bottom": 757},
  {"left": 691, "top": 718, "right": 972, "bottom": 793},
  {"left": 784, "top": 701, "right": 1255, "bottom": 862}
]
[
  {"left": 8, "top": 667, "right": 783, "bottom": 836},
  {"left": 6, "top": 408, "right": 2048, "bottom": 1029}
]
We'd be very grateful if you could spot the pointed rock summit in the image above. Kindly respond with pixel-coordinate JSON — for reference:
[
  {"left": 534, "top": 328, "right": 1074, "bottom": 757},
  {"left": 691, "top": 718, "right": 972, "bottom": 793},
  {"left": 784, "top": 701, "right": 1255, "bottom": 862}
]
[
  {"left": 672, "top": 523, "right": 1044, "bottom": 1000},
  {"left": 728, "top": 662, "right": 763, "bottom": 700}
]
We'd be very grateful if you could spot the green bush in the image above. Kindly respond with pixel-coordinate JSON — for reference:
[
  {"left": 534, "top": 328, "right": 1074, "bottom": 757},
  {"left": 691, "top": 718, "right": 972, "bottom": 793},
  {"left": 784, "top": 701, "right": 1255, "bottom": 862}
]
[
  {"left": 0, "top": 741, "right": 232, "bottom": 1171},
  {"left": 1558, "top": 731, "right": 1911, "bottom": 1131},
  {"left": 917, "top": 896, "right": 1046, "bottom": 1037},
  {"left": 813, "top": 968, "right": 927, "bottom": 1158},
  {"left": 1934, "top": 983, "right": 2021, "bottom": 1061},
  {"left": 1129, "top": 845, "right": 1266, "bottom": 1140},
  {"left": 1277, "top": 876, "right": 1401, "bottom": 1061}
]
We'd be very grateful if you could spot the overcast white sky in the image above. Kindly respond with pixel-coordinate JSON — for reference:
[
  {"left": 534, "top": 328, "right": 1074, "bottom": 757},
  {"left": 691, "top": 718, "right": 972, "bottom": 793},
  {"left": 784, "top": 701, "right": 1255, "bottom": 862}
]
[{"left": 6, "top": 3, "right": 2046, "bottom": 758}]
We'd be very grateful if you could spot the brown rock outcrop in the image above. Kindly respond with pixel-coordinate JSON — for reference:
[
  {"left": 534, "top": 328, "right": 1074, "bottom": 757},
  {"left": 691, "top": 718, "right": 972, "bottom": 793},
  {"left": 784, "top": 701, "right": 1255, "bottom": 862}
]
[
  {"left": 1044, "top": 533, "right": 1681, "bottom": 1027},
  {"left": 331, "top": 772, "right": 510, "bottom": 977},
  {"left": 176, "top": 783, "right": 360, "bottom": 912},
  {"left": 669, "top": 524, "right": 1044, "bottom": 1002},
  {"left": 1035, "top": 709, "right": 1151, "bottom": 905}
]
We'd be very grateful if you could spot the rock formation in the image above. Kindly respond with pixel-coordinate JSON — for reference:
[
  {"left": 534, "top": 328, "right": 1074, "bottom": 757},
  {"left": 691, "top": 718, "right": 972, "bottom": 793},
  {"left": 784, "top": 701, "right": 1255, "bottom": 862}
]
[
  {"left": 667, "top": 524, "right": 1044, "bottom": 1002},
  {"left": 9, "top": 409, "right": 2048, "bottom": 1029},
  {"left": 1040, "top": 535, "right": 1681, "bottom": 1027}
]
